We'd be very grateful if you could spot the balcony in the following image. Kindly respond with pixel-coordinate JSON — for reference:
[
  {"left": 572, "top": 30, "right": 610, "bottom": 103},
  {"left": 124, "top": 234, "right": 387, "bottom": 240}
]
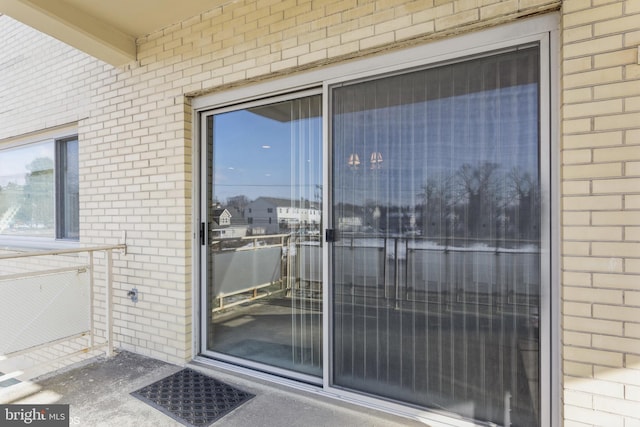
[
  {"left": 0, "top": 243, "right": 418, "bottom": 425},
  {"left": 0, "top": 233, "right": 540, "bottom": 426},
  {"left": 0, "top": 245, "right": 123, "bottom": 388},
  {"left": 2, "top": 351, "right": 420, "bottom": 427}
]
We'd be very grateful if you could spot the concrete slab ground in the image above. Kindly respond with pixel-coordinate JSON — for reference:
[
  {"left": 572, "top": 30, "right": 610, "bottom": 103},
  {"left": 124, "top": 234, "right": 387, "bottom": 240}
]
[{"left": 3, "top": 351, "right": 427, "bottom": 427}]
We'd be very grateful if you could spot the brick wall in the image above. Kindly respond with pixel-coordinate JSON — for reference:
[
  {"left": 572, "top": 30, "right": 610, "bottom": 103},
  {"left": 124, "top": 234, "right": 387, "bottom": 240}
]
[
  {"left": 84, "top": 0, "right": 559, "bottom": 366},
  {"left": 135, "top": 0, "right": 560, "bottom": 93},
  {"left": 561, "top": 1, "right": 640, "bottom": 426},
  {"left": 0, "top": 18, "right": 107, "bottom": 377},
  {"left": 0, "top": 16, "right": 98, "bottom": 140}
]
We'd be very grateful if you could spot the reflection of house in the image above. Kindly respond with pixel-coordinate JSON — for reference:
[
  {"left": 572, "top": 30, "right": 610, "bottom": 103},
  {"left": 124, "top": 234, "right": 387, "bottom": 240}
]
[
  {"left": 246, "top": 197, "right": 320, "bottom": 235},
  {"left": 213, "top": 208, "right": 231, "bottom": 226},
  {"left": 337, "top": 216, "right": 362, "bottom": 231},
  {"left": 211, "top": 206, "right": 247, "bottom": 238}
]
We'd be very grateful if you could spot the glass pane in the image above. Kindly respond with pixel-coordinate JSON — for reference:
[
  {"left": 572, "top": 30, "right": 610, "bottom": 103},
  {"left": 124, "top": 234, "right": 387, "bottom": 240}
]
[
  {"left": 331, "top": 47, "right": 541, "bottom": 426},
  {"left": 0, "top": 142, "right": 55, "bottom": 237},
  {"left": 59, "top": 138, "right": 79, "bottom": 240},
  {"left": 207, "top": 94, "right": 323, "bottom": 378}
]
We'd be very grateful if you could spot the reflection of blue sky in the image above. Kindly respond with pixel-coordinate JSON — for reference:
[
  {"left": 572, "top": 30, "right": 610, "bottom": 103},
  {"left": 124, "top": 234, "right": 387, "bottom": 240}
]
[
  {"left": 211, "top": 81, "right": 538, "bottom": 209},
  {"left": 213, "top": 109, "right": 322, "bottom": 203},
  {"left": 333, "top": 83, "right": 539, "bottom": 207},
  {"left": 0, "top": 142, "right": 54, "bottom": 186}
]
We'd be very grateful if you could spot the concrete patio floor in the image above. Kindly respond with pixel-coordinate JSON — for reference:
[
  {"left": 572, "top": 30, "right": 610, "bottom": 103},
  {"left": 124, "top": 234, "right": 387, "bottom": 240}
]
[{"left": 1, "top": 351, "right": 428, "bottom": 427}]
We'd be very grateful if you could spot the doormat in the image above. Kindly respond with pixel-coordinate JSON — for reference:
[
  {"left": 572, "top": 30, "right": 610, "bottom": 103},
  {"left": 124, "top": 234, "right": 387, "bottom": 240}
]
[{"left": 131, "top": 368, "right": 254, "bottom": 427}]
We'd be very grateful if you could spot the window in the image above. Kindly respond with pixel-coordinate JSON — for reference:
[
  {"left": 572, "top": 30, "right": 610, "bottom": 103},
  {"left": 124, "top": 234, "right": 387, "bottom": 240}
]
[
  {"left": 267, "top": 208, "right": 273, "bottom": 213},
  {"left": 0, "top": 135, "right": 79, "bottom": 242}
]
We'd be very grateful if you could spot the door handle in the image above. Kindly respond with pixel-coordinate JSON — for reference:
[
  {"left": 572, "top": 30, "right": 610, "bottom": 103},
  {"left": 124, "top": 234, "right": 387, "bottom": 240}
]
[{"left": 325, "top": 229, "right": 335, "bottom": 242}]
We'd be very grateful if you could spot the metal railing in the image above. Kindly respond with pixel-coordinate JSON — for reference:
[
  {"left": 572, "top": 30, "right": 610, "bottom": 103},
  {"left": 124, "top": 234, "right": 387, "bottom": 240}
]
[
  {"left": 208, "top": 232, "right": 540, "bottom": 311},
  {"left": 208, "top": 232, "right": 323, "bottom": 310},
  {"left": 333, "top": 234, "right": 540, "bottom": 316},
  {"left": 0, "top": 244, "right": 126, "bottom": 376}
]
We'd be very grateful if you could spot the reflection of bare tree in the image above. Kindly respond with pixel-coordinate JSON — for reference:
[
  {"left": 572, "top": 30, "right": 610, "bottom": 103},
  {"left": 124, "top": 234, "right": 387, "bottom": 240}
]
[
  {"left": 507, "top": 168, "right": 541, "bottom": 243},
  {"left": 416, "top": 162, "right": 540, "bottom": 247},
  {"left": 419, "top": 177, "right": 453, "bottom": 242},
  {"left": 227, "top": 195, "right": 250, "bottom": 217},
  {"left": 455, "top": 162, "right": 502, "bottom": 240}
]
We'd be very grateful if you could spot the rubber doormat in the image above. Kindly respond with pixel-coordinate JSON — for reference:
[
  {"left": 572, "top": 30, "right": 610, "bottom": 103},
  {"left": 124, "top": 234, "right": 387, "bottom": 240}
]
[{"left": 131, "top": 368, "right": 254, "bottom": 427}]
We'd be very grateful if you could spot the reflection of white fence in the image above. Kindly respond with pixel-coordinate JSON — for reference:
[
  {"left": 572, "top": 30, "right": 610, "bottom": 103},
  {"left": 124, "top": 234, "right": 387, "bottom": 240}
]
[
  {"left": 210, "top": 234, "right": 289, "bottom": 310},
  {"left": 210, "top": 234, "right": 327, "bottom": 309},
  {"left": 0, "top": 245, "right": 125, "bottom": 378},
  {"left": 330, "top": 237, "right": 540, "bottom": 311},
  {"left": 209, "top": 234, "right": 540, "bottom": 313}
]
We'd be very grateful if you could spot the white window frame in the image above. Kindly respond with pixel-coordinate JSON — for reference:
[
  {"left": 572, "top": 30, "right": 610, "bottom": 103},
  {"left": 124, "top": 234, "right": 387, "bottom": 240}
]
[
  {"left": 0, "top": 124, "right": 80, "bottom": 249},
  {"left": 192, "top": 13, "right": 560, "bottom": 427}
]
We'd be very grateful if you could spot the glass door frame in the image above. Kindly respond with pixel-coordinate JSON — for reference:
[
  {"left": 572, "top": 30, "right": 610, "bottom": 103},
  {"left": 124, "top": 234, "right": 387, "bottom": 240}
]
[
  {"left": 198, "top": 88, "right": 324, "bottom": 385},
  {"left": 193, "top": 13, "right": 559, "bottom": 427}
]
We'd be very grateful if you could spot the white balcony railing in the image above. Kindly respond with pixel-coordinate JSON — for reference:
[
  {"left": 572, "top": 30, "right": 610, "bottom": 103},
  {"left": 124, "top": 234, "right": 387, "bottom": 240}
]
[{"left": 0, "top": 244, "right": 125, "bottom": 381}]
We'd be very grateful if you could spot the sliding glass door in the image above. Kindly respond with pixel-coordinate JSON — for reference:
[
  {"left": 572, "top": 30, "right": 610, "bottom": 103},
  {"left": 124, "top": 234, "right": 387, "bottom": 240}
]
[
  {"left": 198, "top": 30, "right": 551, "bottom": 426},
  {"left": 203, "top": 92, "right": 323, "bottom": 380},
  {"left": 330, "top": 47, "right": 542, "bottom": 426}
]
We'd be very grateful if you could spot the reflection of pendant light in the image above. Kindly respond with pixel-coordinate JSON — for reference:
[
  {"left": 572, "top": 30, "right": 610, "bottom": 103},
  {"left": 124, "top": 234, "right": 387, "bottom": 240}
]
[
  {"left": 347, "top": 153, "right": 360, "bottom": 169},
  {"left": 370, "top": 151, "right": 383, "bottom": 169}
]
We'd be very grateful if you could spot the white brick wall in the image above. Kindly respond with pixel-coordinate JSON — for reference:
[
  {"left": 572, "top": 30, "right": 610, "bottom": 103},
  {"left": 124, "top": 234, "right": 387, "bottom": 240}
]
[
  {"left": 78, "top": 0, "right": 561, "bottom": 367},
  {"left": 0, "top": 16, "right": 98, "bottom": 140},
  {"left": 562, "top": 1, "right": 640, "bottom": 426}
]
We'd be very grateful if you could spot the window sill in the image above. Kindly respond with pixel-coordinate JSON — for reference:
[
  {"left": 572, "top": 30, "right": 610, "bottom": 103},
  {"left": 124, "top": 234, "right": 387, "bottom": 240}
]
[{"left": 0, "top": 237, "right": 81, "bottom": 252}]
